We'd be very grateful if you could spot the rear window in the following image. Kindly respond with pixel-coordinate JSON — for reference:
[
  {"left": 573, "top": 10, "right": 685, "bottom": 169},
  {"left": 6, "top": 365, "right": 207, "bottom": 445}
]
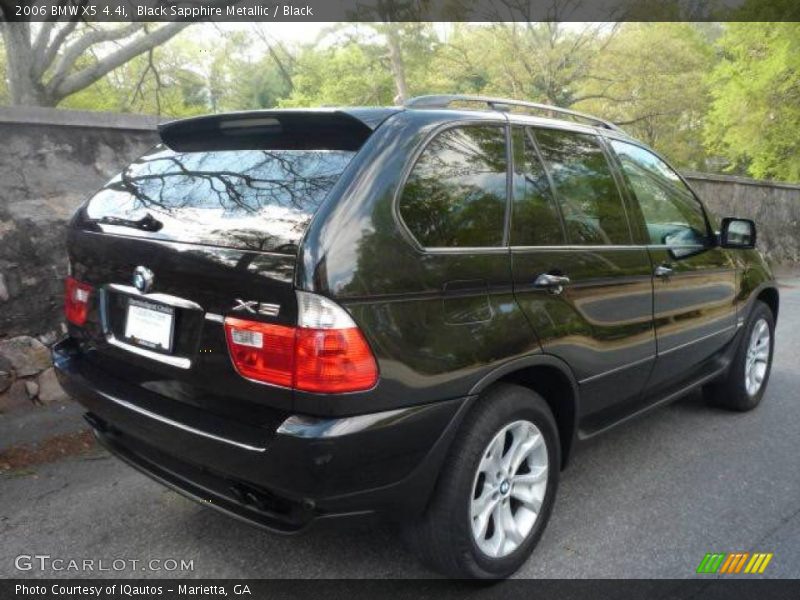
[
  {"left": 85, "top": 146, "right": 356, "bottom": 253},
  {"left": 532, "top": 128, "right": 631, "bottom": 246}
]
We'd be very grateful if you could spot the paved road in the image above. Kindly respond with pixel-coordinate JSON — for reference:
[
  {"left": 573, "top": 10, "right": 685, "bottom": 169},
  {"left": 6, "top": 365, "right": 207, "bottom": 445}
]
[{"left": 2, "top": 280, "right": 799, "bottom": 579}]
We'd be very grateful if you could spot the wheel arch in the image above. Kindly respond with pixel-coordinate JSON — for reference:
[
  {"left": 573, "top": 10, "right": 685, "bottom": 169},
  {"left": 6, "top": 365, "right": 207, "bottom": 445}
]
[
  {"left": 756, "top": 285, "right": 779, "bottom": 321},
  {"left": 469, "top": 355, "right": 580, "bottom": 470}
]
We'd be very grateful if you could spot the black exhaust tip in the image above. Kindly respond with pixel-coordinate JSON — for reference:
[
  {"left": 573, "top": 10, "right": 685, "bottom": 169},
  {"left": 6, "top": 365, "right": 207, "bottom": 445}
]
[{"left": 228, "top": 484, "right": 248, "bottom": 504}]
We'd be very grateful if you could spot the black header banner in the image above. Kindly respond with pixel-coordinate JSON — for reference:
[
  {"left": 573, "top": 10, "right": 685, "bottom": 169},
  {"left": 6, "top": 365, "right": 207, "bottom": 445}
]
[{"left": 1, "top": 0, "right": 799, "bottom": 22}]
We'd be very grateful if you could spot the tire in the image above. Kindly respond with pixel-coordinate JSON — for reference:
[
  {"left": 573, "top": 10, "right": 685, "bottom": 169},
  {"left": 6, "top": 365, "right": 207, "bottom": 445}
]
[
  {"left": 404, "top": 383, "right": 560, "bottom": 579},
  {"left": 703, "top": 300, "right": 775, "bottom": 412}
]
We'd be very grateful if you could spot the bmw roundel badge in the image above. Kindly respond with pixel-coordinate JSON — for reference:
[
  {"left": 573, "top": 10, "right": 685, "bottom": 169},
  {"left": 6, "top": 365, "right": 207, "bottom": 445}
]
[{"left": 133, "top": 266, "right": 154, "bottom": 294}]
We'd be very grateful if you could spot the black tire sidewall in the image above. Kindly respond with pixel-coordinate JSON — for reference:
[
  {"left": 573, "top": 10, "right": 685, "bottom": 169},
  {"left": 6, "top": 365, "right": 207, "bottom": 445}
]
[
  {"left": 452, "top": 386, "right": 561, "bottom": 578},
  {"left": 729, "top": 302, "right": 775, "bottom": 409}
]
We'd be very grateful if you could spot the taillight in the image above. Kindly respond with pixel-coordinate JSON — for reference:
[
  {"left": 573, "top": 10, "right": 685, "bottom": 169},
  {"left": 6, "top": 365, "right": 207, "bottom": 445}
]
[
  {"left": 224, "top": 291, "right": 378, "bottom": 393},
  {"left": 294, "top": 328, "right": 378, "bottom": 393},
  {"left": 64, "top": 276, "right": 93, "bottom": 326},
  {"left": 224, "top": 318, "right": 295, "bottom": 387}
]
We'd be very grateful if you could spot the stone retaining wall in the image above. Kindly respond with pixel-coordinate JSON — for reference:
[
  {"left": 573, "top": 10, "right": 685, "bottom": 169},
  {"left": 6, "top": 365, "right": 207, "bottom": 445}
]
[
  {"left": 684, "top": 171, "right": 800, "bottom": 265},
  {"left": 0, "top": 108, "right": 158, "bottom": 411}
]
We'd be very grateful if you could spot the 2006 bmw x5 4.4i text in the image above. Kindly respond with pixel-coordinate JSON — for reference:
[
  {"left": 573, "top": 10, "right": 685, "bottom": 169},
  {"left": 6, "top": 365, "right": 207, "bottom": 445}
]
[{"left": 54, "top": 95, "right": 779, "bottom": 578}]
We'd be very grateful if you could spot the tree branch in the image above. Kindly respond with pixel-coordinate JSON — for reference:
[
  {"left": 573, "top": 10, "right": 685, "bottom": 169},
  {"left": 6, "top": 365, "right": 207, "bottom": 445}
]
[
  {"left": 571, "top": 93, "right": 632, "bottom": 105},
  {"left": 33, "top": 18, "right": 81, "bottom": 78},
  {"left": 46, "top": 22, "right": 144, "bottom": 94},
  {"left": 615, "top": 109, "right": 684, "bottom": 126},
  {"left": 252, "top": 25, "right": 294, "bottom": 92},
  {"left": 32, "top": 21, "right": 57, "bottom": 59},
  {"left": 130, "top": 48, "right": 164, "bottom": 114},
  {"left": 50, "top": 22, "right": 191, "bottom": 102}
]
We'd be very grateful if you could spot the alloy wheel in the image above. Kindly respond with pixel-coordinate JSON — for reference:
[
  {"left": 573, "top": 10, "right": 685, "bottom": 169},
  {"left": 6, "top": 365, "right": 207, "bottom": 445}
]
[
  {"left": 745, "top": 317, "right": 770, "bottom": 397},
  {"left": 469, "top": 420, "right": 548, "bottom": 558}
]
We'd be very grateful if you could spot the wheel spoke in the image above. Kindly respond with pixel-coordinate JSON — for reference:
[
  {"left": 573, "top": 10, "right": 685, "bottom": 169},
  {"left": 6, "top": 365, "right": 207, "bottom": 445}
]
[
  {"left": 499, "top": 502, "right": 524, "bottom": 545},
  {"left": 471, "top": 482, "right": 494, "bottom": 519},
  {"left": 478, "top": 434, "right": 505, "bottom": 480},
  {"left": 501, "top": 428, "right": 524, "bottom": 473},
  {"left": 504, "top": 432, "right": 541, "bottom": 475},
  {"left": 512, "top": 465, "right": 548, "bottom": 486},
  {"left": 472, "top": 489, "right": 499, "bottom": 541},
  {"left": 511, "top": 483, "right": 543, "bottom": 514},
  {"left": 489, "top": 503, "right": 507, "bottom": 556}
]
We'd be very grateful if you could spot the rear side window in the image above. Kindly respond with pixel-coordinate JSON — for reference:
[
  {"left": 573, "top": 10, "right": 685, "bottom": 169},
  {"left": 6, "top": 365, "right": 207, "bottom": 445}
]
[
  {"left": 510, "top": 127, "right": 565, "bottom": 246},
  {"left": 609, "top": 140, "right": 709, "bottom": 246},
  {"left": 85, "top": 146, "right": 355, "bottom": 253},
  {"left": 533, "top": 128, "right": 631, "bottom": 245},
  {"left": 399, "top": 125, "right": 508, "bottom": 248}
]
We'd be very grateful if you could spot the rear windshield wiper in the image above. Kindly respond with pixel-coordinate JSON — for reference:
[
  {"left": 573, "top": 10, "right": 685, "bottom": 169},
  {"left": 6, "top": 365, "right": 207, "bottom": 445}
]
[{"left": 96, "top": 212, "right": 163, "bottom": 232}]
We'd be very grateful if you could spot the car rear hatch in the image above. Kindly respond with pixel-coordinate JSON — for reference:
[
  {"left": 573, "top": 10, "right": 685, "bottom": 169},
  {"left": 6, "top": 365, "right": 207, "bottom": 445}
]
[{"left": 65, "top": 109, "right": 398, "bottom": 433}]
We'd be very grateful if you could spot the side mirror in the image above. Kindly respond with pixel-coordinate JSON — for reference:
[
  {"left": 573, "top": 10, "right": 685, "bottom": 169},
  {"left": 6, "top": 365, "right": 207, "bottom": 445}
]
[{"left": 720, "top": 217, "right": 756, "bottom": 249}]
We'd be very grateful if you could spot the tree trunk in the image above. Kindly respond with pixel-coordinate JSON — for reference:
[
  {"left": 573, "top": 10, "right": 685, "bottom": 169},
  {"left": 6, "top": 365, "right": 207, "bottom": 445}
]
[
  {"left": 1, "top": 21, "right": 190, "bottom": 107},
  {"left": 1, "top": 22, "right": 53, "bottom": 106},
  {"left": 385, "top": 25, "right": 409, "bottom": 105}
]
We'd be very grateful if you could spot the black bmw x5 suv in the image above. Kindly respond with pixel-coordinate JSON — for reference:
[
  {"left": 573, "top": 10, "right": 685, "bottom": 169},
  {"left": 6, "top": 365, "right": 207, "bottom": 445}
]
[{"left": 55, "top": 95, "right": 779, "bottom": 578}]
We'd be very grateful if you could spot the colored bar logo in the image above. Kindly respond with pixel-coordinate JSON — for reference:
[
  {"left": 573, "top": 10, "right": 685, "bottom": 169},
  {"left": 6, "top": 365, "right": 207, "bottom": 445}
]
[{"left": 696, "top": 552, "right": 773, "bottom": 574}]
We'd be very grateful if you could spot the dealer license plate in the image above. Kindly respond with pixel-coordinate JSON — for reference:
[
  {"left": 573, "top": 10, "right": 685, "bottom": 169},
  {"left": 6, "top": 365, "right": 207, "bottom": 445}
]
[{"left": 123, "top": 298, "right": 175, "bottom": 352}]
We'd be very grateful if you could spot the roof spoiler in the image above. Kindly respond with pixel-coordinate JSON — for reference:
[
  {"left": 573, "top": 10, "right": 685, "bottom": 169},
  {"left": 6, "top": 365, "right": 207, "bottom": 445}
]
[{"left": 158, "top": 110, "right": 379, "bottom": 152}]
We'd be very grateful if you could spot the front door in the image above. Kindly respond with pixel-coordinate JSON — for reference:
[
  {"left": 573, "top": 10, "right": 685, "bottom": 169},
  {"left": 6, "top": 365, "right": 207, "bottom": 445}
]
[
  {"left": 509, "top": 124, "right": 656, "bottom": 434},
  {"left": 606, "top": 139, "right": 738, "bottom": 394}
]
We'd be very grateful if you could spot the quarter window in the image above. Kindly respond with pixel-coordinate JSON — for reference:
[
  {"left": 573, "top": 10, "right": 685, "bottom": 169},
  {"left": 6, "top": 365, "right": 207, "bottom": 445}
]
[
  {"left": 610, "top": 140, "right": 709, "bottom": 246},
  {"left": 510, "top": 127, "right": 565, "bottom": 246},
  {"left": 533, "top": 128, "right": 631, "bottom": 245},
  {"left": 399, "top": 125, "right": 508, "bottom": 248}
]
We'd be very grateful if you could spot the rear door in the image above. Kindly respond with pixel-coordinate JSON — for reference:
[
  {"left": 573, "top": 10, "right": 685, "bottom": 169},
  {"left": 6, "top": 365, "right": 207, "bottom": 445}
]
[
  {"left": 606, "top": 139, "right": 738, "bottom": 394},
  {"left": 509, "top": 124, "right": 656, "bottom": 433},
  {"left": 392, "top": 121, "right": 536, "bottom": 401}
]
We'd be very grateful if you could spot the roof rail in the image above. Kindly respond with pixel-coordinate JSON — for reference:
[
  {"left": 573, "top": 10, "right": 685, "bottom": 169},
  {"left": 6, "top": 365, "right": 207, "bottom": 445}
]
[{"left": 404, "top": 94, "right": 624, "bottom": 133}]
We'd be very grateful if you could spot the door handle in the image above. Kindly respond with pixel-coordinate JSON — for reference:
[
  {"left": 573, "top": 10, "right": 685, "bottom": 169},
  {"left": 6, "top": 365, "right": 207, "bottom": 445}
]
[
  {"left": 654, "top": 264, "right": 674, "bottom": 279},
  {"left": 534, "top": 273, "right": 571, "bottom": 295}
]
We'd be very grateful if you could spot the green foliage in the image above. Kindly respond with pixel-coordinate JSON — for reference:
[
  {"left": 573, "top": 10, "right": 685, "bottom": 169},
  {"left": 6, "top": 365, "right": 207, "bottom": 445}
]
[
  {"left": 575, "top": 23, "right": 715, "bottom": 170},
  {"left": 426, "top": 23, "right": 603, "bottom": 105},
  {"left": 281, "top": 24, "right": 441, "bottom": 107},
  {"left": 705, "top": 22, "right": 800, "bottom": 181},
  {"left": 206, "top": 30, "right": 292, "bottom": 112},
  {"left": 282, "top": 41, "right": 395, "bottom": 107}
]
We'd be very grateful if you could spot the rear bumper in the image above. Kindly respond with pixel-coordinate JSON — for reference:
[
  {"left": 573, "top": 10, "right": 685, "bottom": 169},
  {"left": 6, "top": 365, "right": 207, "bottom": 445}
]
[{"left": 53, "top": 338, "right": 469, "bottom": 532}]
